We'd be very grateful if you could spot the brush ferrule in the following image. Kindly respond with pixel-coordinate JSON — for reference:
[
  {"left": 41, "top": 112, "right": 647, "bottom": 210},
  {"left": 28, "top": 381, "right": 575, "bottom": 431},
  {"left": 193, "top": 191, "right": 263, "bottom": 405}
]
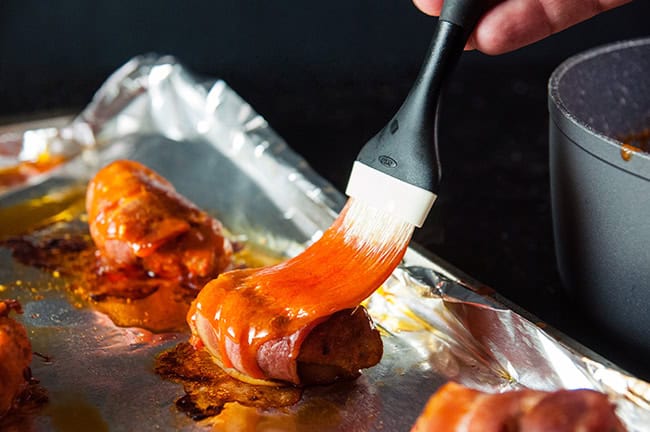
[{"left": 345, "top": 161, "right": 436, "bottom": 228}]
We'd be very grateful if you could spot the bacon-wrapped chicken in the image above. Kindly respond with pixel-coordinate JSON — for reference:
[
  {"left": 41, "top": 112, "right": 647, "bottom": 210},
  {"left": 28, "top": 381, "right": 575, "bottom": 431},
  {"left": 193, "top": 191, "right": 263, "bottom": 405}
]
[
  {"left": 411, "top": 381, "right": 626, "bottom": 432},
  {"left": 189, "top": 300, "right": 383, "bottom": 386},
  {"left": 0, "top": 300, "right": 32, "bottom": 417},
  {"left": 86, "top": 160, "right": 233, "bottom": 288}
]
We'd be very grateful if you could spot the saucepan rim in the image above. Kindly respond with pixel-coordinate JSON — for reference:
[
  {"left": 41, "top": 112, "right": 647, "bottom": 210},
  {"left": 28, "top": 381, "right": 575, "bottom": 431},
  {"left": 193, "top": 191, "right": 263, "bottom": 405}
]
[{"left": 548, "top": 36, "right": 650, "bottom": 178}]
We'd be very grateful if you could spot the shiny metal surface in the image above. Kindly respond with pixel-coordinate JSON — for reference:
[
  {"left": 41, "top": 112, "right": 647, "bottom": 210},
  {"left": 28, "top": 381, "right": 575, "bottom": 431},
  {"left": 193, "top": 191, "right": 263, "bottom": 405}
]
[{"left": 0, "top": 55, "right": 648, "bottom": 431}]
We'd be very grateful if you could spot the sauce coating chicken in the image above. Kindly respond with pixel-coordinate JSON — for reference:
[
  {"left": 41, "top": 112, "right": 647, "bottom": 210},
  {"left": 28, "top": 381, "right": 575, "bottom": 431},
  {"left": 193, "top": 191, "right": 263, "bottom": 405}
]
[
  {"left": 411, "top": 381, "right": 626, "bottom": 432},
  {"left": 186, "top": 199, "right": 411, "bottom": 386},
  {"left": 0, "top": 300, "right": 32, "bottom": 417},
  {"left": 189, "top": 301, "right": 384, "bottom": 386},
  {"left": 86, "top": 160, "right": 233, "bottom": 288}
]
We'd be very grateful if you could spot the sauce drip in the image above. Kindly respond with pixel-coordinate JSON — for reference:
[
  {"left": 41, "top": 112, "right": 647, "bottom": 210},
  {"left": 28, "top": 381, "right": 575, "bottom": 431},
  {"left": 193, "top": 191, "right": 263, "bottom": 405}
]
[
  {"left": 189, "top": 198, "right": 414, "bottom": 381},
  {"left": 620, "top": 143, "right": 639, "bottom": 162},
  {"left": 619, "top": 128, "right": 650, "bottom": 162}
]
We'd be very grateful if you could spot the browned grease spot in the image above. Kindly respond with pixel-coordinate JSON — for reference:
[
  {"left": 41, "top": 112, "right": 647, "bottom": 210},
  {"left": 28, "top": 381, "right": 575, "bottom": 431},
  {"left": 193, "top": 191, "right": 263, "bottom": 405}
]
[{"left": 154, "top": 342, "right": 302, "bottom": 420}]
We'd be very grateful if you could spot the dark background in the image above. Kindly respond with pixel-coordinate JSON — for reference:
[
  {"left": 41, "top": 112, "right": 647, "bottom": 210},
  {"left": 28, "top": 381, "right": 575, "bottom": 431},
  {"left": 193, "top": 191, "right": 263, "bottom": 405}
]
[{"left": 1, "top": 1, "right": 649, "bottom": 378}]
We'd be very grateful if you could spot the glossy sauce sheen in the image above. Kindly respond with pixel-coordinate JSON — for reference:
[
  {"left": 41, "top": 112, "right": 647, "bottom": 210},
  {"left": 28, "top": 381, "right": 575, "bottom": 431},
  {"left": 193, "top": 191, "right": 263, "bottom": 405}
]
[{"left": 188, "top": 198, "right": 414, "bottom": 382}]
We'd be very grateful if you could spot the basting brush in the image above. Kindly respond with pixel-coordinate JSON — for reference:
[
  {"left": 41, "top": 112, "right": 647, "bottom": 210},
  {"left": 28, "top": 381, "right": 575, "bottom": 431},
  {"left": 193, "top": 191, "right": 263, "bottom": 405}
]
[
  {"left": 347, "top": 0, "right": 492, "bottom": 229},
  {"left": 188, "top": 0, "right": 493, "bottom": 384}
]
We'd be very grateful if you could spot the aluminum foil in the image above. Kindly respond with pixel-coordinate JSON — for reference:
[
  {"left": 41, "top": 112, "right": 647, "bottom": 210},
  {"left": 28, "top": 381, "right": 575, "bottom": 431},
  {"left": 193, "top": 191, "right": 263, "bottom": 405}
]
[{"left": 0, "top": 55, "right": 649, "bottom": 432}]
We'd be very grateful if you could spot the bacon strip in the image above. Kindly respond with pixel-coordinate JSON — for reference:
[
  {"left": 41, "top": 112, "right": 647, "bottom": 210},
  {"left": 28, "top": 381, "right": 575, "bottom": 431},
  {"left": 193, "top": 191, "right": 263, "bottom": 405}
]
[{"left": 411, "top": 381, "right": 627, "bottom": 432}]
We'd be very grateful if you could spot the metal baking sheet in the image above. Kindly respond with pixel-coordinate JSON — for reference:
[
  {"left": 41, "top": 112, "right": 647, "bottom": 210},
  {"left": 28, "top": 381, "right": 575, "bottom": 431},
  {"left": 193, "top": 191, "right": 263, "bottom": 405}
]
[{"left": 1, "top": 55, "right": 649, "bottom": 432}]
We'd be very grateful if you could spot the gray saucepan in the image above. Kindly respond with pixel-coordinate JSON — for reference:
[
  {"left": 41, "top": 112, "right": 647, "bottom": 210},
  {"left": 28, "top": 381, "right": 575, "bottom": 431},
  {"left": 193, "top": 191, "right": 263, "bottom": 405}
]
[{"left": 549, "top": 37, "right": 650, "bottom": 363}]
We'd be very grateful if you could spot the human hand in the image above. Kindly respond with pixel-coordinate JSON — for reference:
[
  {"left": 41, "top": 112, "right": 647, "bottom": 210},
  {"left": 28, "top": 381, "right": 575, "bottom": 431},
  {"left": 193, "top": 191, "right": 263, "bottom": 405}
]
[{"left": 413, "top": 0, "right": 632, "bottom": 54}]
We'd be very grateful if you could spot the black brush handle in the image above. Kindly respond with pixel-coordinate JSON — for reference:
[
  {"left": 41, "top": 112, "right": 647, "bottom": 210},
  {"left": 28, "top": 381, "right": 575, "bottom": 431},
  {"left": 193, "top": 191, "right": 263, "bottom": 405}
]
[
  {"left": 441, "top": 0, "right": 492, "bottom": 34},
  {"left": 355, "top": 0, "right": 495, "bottom": 193}
]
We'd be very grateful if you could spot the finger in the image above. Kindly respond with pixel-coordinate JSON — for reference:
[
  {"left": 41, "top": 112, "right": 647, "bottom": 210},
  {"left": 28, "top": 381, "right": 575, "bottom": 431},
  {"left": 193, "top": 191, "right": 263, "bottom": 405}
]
[
  {"left": 412, "top": 0, "right": 443, "bottom": 16},
  {"left": 472, "top": 0, "right": 632, "bottom": 55}
]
